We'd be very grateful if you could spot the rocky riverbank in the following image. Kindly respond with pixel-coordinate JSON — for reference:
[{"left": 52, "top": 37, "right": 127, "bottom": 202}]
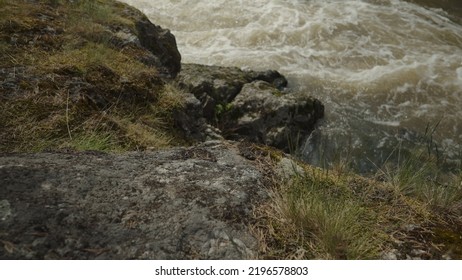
[
  {"left": 1, "top": 0, "right": 461, "bottom": 260},
  {"left": 0, "top": 0, "right": 323, "bottom": 259}
]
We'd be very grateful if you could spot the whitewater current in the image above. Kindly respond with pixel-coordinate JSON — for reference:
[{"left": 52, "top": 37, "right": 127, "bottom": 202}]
[{"left": 121, "top": 0, "right": 462, "bottom": 170}]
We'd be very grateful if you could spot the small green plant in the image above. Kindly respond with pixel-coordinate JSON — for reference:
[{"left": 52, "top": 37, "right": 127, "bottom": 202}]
[{"left": 215, "top": 103, "right": 233, "bottom": 117}]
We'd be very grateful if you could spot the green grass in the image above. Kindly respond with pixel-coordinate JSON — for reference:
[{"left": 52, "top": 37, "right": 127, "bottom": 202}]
[
  {"left": 45, "top": 42, "right": 156, "bottom": 78},
  {"left": 0, "top": 82, "right": 186, "bottom": 152},
  {"left": 284, "top": 174, "right": 380, "bottom": 259},
  {"left": 76, "top": 0, "right": 113, "bottom": 21}
]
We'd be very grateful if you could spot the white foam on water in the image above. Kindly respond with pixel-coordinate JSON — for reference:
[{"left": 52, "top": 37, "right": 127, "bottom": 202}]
[
  {"left": 122, "top": 0, "right": 462, "bottom": 89},
  {"left": 121, "top": 0, "right": 462, "bottom": 165},
  {"left": 369, "top": 119, "right": 401, "bottom": 127}
]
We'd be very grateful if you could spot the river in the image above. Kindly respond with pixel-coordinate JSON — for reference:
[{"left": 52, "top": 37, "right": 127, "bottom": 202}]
[{"left": 120, "top": 0, "right": 462, "bottom": 171}]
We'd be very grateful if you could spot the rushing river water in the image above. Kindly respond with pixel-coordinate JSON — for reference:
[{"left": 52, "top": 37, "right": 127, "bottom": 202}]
[{"left": 121, "top": 0, "right": 462, "bottom": 171}]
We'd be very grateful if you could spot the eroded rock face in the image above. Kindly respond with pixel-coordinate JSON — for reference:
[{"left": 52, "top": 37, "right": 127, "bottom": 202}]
[{"left": 0, "top": 141, "right": 268, "bottom": 259}]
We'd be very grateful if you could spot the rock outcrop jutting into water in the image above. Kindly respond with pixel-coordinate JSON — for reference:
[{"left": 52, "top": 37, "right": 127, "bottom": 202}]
[
  {"left": 120, "top": 0, "right": 462, "bottom": 169},
  {"left": 176, "top": 64, "right": 324, "bottom": 151}
]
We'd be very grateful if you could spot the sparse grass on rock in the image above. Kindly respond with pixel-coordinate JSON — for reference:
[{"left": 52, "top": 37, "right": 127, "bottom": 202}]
[{"left": 0, "top": 0, "right": 186, "bottom": 152}]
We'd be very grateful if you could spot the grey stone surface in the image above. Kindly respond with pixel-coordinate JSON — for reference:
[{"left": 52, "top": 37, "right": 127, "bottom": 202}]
[
  {"left": 224, "top": 81, "right": 324, "bottom": 151},
  {"left": 0, "top": 141, "right": 268, "bottom": 259},
  {"left": 176, "top": 63, "right": 288, "bottom": 106}
]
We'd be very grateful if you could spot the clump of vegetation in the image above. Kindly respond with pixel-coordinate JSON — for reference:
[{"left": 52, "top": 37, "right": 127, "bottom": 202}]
[
  {"left": 378, "top": 148, "right": 462, "bottom": 214},
  {"left": 254, "top": 146, "right": 462, "bottom": 259},
  {"left": 255, "top": 166, "right": 380, "bottom": 259},
  {"left": 0, "top": 0, "right": 186, "bottom": 152}
]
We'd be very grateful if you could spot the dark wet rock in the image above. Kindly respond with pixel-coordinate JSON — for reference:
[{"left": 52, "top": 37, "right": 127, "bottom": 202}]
[
  {"left": 173, "top": 95, "right": 223, "bottom": 142},
  {"left": 171, "top": 92, "right": 222, "bottom": 142},
  {"left": 222, "top": 81, "right": 324, "bottom": 151},
  {"left": 173, "top": 95, "right": 206, "bottom": 141},
  {"left": 135, "top": 20, "right": 181, "bottom": 78},
  {"left": 248, "top": 69, "right": 288, "bottom": 89},
  {"left": 0, "top": 141, "right": 267, "bottom": 259},
  {"left": 0, "top": 200, "right": 12, "bottom": 222}
]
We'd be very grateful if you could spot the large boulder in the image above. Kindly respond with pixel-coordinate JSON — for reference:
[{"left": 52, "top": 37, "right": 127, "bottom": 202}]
[{"left": 0, "top": 141, "right": 268, "bottom": 259}]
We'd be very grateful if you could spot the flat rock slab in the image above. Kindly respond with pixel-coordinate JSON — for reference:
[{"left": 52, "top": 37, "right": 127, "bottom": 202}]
[{"left": 0, "top": 141, "right": 268, "bottom": 259}]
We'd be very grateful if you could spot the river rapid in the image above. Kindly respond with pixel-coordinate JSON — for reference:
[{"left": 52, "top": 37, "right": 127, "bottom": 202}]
[{"left": 121, "top": 0, "right": 462, "bottom": 171}]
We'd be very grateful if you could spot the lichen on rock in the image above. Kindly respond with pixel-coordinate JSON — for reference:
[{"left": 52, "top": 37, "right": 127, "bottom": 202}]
[{"left": 0, "top": 141, "right": 268, "bottom": 259}]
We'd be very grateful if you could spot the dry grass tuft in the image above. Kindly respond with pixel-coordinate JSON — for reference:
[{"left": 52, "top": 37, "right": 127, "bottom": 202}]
[
  {"left": 255, "top": 166, "right": 383, "bottom": 259},
  {"left": 253, "top": 151, "right": 462, "bottom": 259}
]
